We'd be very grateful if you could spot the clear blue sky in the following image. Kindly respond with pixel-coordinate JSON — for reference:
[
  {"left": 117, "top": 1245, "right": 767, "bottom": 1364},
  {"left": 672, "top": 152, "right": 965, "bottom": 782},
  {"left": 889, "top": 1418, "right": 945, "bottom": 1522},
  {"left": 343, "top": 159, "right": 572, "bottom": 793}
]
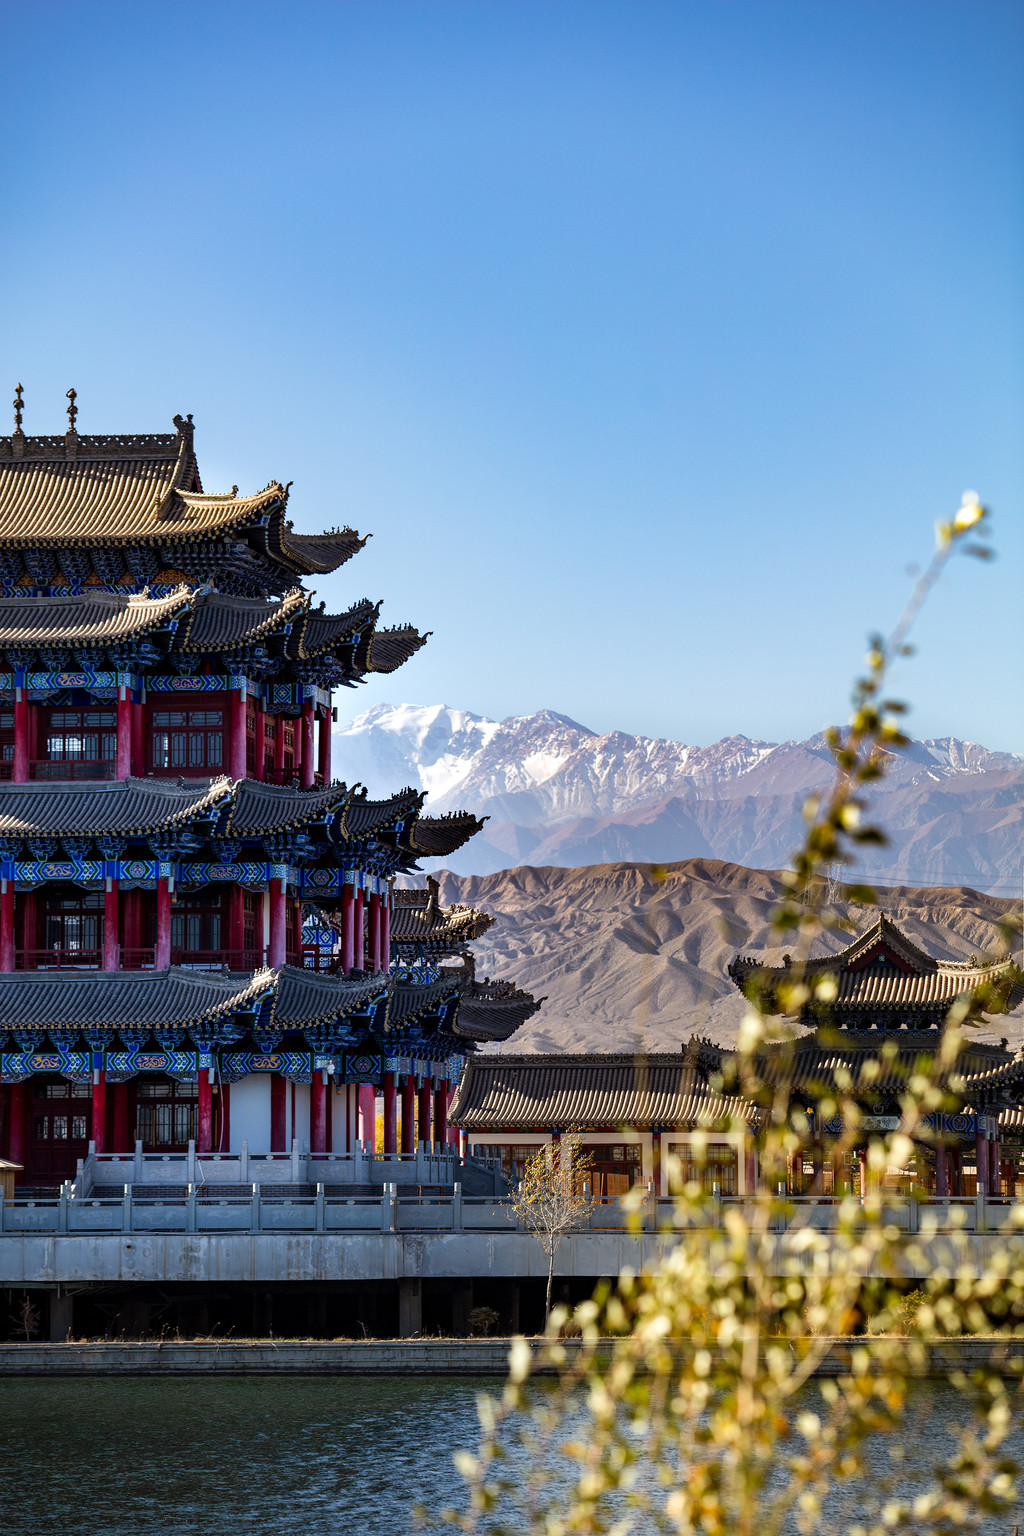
[{"left": 2, "top": 1, "right": 1021, "bottom": 749}]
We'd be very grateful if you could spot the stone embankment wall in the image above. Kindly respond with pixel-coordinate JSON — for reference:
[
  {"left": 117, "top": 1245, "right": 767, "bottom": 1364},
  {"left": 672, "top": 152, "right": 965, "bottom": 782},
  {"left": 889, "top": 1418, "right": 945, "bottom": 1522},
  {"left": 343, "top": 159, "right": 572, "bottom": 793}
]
[{"left": 0, "top": 1337, "right": 1021, "bottom": 1377}]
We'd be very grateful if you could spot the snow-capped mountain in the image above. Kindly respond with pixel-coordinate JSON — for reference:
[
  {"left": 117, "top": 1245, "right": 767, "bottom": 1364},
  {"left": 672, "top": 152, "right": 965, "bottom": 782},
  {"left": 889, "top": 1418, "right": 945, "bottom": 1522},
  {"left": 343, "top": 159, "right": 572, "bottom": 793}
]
[{"left": 333, "top": 704, "right": 1024, "bottom": 891}]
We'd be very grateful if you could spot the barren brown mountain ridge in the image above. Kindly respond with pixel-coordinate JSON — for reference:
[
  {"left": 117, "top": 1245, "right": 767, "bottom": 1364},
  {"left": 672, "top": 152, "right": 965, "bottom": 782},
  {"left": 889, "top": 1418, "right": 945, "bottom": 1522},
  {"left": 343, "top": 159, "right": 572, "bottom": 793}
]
[{"left": 429, "top": 859, "right": 1023, "bottom": 1055}]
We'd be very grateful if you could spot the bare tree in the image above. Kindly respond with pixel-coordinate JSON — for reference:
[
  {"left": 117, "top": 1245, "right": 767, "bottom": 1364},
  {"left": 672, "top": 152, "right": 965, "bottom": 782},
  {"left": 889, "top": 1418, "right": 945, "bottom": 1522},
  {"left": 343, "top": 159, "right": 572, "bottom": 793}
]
[{"left": 509, "top": 1130, "right": 595, "bottom": 1326}]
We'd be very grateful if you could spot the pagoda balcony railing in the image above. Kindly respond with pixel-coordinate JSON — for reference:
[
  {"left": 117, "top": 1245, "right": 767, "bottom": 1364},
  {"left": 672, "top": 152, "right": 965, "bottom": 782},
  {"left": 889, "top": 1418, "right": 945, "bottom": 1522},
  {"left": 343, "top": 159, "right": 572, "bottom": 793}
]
[
  {"left": 0, "top": 761, "right": 11, "bottom": 782},
  {"left": 169, "top": 947, "right": 268, "bottom": 973},
  {"left": 30, "top": 760, "right": 116, "bottom": 782},
  {"left": 300, "top": 945, "right": 339, "bottom": 972},
  {"left": 17, "top": 947, "right": 103, "bottom": 970},
  {"left": 261, "top": 768, "right": 325, "bottom": 788}
]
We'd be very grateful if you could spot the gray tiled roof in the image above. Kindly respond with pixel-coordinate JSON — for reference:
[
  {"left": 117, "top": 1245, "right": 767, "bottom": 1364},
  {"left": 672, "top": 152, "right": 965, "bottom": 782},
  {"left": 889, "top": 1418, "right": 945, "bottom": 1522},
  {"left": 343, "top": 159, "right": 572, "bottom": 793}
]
[
  {"left": 0, "top": 777, "right": 230, "bottom": 837},
  {"left": 0, "top": 588, "right": 192, "bottom": 646},
  {"left": 729, "top": 914, "right": 1024, "bottom": 1017},
  {"left": 0, "top": 966, "right": 270, "bottom": 1030},
  {"left": 449, "top": 1052, "right": 759, "bottom": 1130}
]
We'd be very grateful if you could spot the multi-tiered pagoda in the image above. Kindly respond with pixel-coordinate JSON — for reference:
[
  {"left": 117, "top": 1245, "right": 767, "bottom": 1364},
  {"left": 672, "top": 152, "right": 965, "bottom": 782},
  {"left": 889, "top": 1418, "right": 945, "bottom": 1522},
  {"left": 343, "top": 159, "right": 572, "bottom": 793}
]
[{"left": 0, "top": 392, "right": 540, "bottom": 1186}]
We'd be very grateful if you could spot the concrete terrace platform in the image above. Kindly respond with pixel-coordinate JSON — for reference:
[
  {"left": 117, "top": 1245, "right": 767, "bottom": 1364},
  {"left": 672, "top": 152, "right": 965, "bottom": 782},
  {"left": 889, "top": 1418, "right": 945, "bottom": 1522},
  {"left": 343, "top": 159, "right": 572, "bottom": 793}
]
[
  {"left": 3, "top": 1225, "right": 1024, "bottom": 1286},
  {"left": 1, "top": 1337, "right": 1023, "bottom": 1378}
]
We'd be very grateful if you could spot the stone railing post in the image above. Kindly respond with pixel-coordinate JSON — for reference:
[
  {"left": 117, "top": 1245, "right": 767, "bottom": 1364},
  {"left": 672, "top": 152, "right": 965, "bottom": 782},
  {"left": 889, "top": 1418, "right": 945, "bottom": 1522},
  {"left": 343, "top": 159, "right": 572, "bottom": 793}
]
[
  {"left": 976, "top": 1179, "right": 986, "bottom": 1235},
  {"left": 315, "top": 1182, "right": 325, "bottom": 1233},
  {"left": 186, "top": 1182, "right": 197, "bottom": 1234},
  {"left": 250, "top": 1182, "right": 260, "bottom": 1232},
  {"left": 452, "top": 1181, "right": 463, "bottom": 1232},
  {"left": 134, "top": 1139, "right": 143, "bottom": 1183},
  {"left": 187, "top": 1139, "right": 196, "bottom": 1185},
  {"left": 122, "top": 1184, "right": 132, "bottom": 1232},
  {"left": 58, "top": 1182, "right": 69, "bottom": 1234},
  {"left": 291, "top": 1138, "right": 300, "bottom": 1182},
  {"left": 240, "top": 1140, "right": 249, "bottom": 1183},
  {"left": 381, "top": 1181, "right": 396, "bottom": 1233}
]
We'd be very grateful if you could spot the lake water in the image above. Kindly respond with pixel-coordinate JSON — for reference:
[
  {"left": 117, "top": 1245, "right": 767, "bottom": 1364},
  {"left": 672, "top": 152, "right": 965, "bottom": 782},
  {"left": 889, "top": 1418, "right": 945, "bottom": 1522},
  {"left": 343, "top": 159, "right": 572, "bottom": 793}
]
[{"left": 0, "top": 1375, "right": 1021, "bottom": 1534}]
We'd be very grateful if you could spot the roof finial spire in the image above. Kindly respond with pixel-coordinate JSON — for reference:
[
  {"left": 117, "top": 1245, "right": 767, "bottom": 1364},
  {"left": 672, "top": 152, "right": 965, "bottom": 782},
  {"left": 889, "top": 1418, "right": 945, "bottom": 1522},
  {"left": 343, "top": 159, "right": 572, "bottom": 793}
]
[
  {"left": 65, "top": 388, "right": 78, "bottom": 432},
  {"left": 13, "top": 383, "right": 23, "bottom": 432}
]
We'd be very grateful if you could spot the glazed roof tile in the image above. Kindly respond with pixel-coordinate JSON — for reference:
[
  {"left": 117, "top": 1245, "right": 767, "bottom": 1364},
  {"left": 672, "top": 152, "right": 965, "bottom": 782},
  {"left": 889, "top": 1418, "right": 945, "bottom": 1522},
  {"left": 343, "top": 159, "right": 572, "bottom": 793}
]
[
  {"left": 226, "top": 779, "right": 353, "bottom": 835},
  {"left": 408, "top": 811, "right": 487, "bottom": 858},
  {"left": 0, "top": 966, "right": 271, "bottom": 1031},
  {"left": 0, "top": 420, "right": 364, "bottom": 578},
  {"left": 181, "top": 589, "right": 308, "bottom": 650},
  {"left": 296, "top": 600, "right": 378, "bottom": 657},
  {"left": 344, "top": 788, "right": 424, "bottom": 840},
  {"left": 448, "top": 1052, "right": 759, "bottom": 1130},
  {"left": 272, "top": 965, "right": 388, "bottom": 1027},
  {"left": 0, "top": 587, "right": 193, "bottom": 646},
  {"left": 730, "top": 915, "right": 1023, "bottom": 1017},
  {"left": 365, "top": 625, "right": 430, "bottom": 673},
  {"left": 390, "top": 888, "right": 494, "bottom": 946},
  {"left": 0, "top": 776, "right": 231, "bottom": 837},
  {"left": 453, "top": 985, "right": 543, "bottom": 1043}
]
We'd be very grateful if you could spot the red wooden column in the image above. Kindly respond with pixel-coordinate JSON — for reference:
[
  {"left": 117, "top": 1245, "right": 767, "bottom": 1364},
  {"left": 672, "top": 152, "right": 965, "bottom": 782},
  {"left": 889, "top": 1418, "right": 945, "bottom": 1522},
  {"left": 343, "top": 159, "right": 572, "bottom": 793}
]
[
  {"left": 103, "top": 876, "right": 119, "bottom": 971},
  {"left": 116, "top": 685, "right": 132, "bottom": 780},
  {"left": 990, "top": 1131, "right": 1001, "bottom": 1196},
  {"left": 354, "top": 888, "right": 365, "bottom": 971},
  {"left": 131, "top": 696, "right": 145, "bottom": 776},
  {"left": 340, "top": 882, "right": 355, "bottom": 973},
  {"left": 935, "top": 1137, "right": 949, "bottom": 1197},
  {"left": 12, "top": 685, "right": 28, "bottom": 783},
  {"left": 301, "top": 699, "right": 315, "bottom": 789},
  {"left": 268, "top": 877, "right": 287, "bottom": 967},
  {"left": 382, "top": 1071, "right": 397, "bottom": 1155},
  {"left": 228, "top": 683, "right": 247, "bottom": 781},
  {"left": 369, "top": 891, "right": 381, "bottom": 972},
  {"left": 318, "top": 707, "right": 331, "bottom": 784},
  {"left": 273, "top": 713, "right": 286, "bottom": 782},
  {"left": 21, "top": 890, "right": 37, "bottom": 963},
  {"left": 155, "top": 876, "right": 171, "bottom": 968},
  {"left": 197, "top": 1068, "right": 213, "bottom": 1153},
  {"left": 227, "top": 885, "right": 244, "bottom": 969},
  {"left": 310, "top": 1070, "right": 327, "bottom": 1154},
  {"left": 270, "top": 1074, "right": 287, "bottom": 1152},
  {"left": 381, "top": 890, "right": 390, "bottom": 974},
  {"left": 92, "top": 1058, "right": 107, "bottom": 1154},
  {"left": 252, "top": 700, "right": 265, "bottom": 782},
  {"left": 0, "top": 878, "right": 14, "bottom": 972},
  {"left": 418, "top": 1076, "right": 432, "bottom": 1148},
  {"left": 400, "top": 1074, "right": 416, "bottom": 1154},
  {"left": 291, "top": 899, "right": 304, "bottom": 966},
  {"left": 112, "top": 1083, "right": 130, "bottom": 1154},
  {"left": 8, "top": 1081, "right": 25, "bottom": 1183}
]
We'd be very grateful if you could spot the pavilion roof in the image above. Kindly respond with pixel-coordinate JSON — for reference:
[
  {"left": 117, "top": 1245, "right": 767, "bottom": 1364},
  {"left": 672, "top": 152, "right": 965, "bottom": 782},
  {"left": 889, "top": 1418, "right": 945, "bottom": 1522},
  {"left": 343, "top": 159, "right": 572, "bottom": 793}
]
[
  {"left": 408, "top": 811, "right": 488, "bottom": 859},
  {"left": 0, "top": 965, "right": 273, "bottom": 1032},
  {"left": 448, "top": 1049, "right": 759, "bottom": 1130},
  {"left": 271, "top": 965, "right": 388, "bottom": 1027},
  {"left": 750, "top": 1028, "right": 1009, "bottom": 1096},
  {"left": 0, "top": 776, "right": 230, "bottom": 838},
  {"left": 0, "top": 416, "right": 364, "bottom": 579},
  {"left": 390, "top": 883, "right": 494, "bottom": 948},
  {"left": 729, "top": 914, "right": 1024, "bottom": 1020},
  {"left": 0, "top": 586, "right": 194, "bottom": 646}
]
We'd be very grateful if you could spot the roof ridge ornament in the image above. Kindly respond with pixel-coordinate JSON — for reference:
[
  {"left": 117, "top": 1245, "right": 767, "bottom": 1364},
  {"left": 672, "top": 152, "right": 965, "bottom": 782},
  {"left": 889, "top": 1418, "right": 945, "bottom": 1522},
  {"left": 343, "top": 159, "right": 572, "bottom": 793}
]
[
  {"left": 11, "top": 384, "right": 24, "bottom": 457},
  {"left": 66, "top": 389, "right": 78, "bottom": 432}
]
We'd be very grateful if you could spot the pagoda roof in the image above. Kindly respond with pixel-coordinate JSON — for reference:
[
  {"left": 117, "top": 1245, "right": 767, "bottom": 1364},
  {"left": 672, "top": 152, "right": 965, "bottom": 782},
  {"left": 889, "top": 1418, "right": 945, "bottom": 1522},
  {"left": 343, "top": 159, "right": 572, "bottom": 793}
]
[
  {"left": 408, "top": 811, "right": 487, "bottom": 859},
  {"left": 0, "top": 585, "right": 428, "bottom": 682},
  {"left": 0, "top": 777, "right": 483, "bottom": 866},
  {"left": 271, "top": 965, "right": 388, "bottom": 1027},
  {"left": 0, "top": 586, "right": 194, "bottom": 646},
  {"left": 729, "top": 914, "right": 1024, "bottom": 1020},
  {"left": 0, "top": 416, "right": 364, "bottom": 580},
  {"left": 751, "top": 1029, "right": 1009, "bottom": 1096},
  {"left": 448, "top": 1048, "right": 759, "bottom": 1131},
  {"left": 391, "top": 883, "right": 494, "bottom": 948},
  {"left": 0, "top": 965, "right": 273, "bottom": 1032},
  {"left": 0, "top": 776, "right": 229, "bottom": 838},
  {"left": 452, "top": 981, "right": 545, "bottom": 1043}
]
